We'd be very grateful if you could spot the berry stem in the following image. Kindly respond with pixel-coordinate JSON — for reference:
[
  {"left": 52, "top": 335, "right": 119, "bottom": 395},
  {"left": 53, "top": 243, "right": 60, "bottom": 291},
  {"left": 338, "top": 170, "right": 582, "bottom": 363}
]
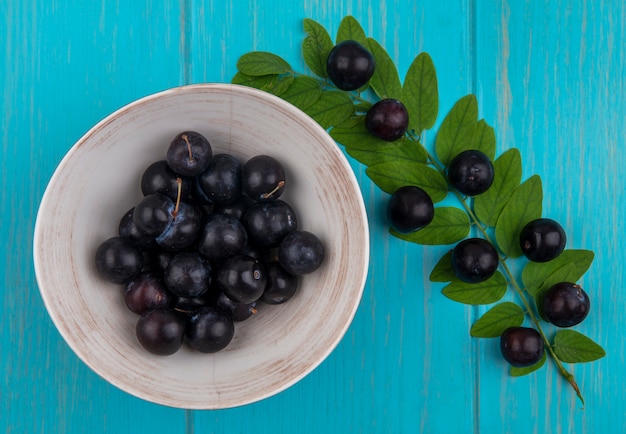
[
  {"left": 261, "top": 180, "right": 285, "bottom": 199},
  {"left": 415, "top": 137, "right": 585, "bottom": 405},
  {"left": 181, "top": 134, "right": 195, "bottom": 163},
  {"left": 172, "top": 177, "right": 183, "bottom": 219}
]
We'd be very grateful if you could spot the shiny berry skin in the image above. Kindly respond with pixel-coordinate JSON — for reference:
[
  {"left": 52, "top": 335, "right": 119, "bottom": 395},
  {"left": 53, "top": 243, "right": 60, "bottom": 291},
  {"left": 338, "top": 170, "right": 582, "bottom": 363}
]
[
  {"left": 141, "top": 160, "right": 192, "bottom": 201},
  {"left": 186, "top": 306, "right": 235, "bottom": 353},
  {"left": 198, "top": 213, "right": 248, "bottom": 262},
  {"left": 326, "top": 40, "right": 375, "bottom": 91},
  {"left": 197, "top": 153, "right": 242, "bottom": 204},
  {"left": 520, "top": 218, "right": 566, "bottom": 262},
  {"left": 166, "top": 131, "right": 212, "bottom": 176},
  {"left": 136, "top": 308, "right": 187, "bottom": 356},
  {"left": 278, "top": 230, "right": 325, "bottom": 275},
  {"left": 541, "top": 282, "right": 590, "bottom": 327},
  {"left": 242, "top": 200, "right": 298, "bottom": 248},
  {"left": 132, "top": 193, "right": 175, "bottom": 236},
  {"left": 217, "top": 255, "right": 267, "bottom": 304},
  {"left": 365, "top": 99, "right": 409, "bottom": 142},
  {"left": 216, "top": 292, "right": 258, "bottom": 322},
  {"left": 164, "top": 252, "right": 212, "bottom": 297},
  {"left": 387, "top": 186, "right": 434, "bottom": 233},
  {"left": 155, "top": 201, "right": 202, "bottom": 251},
  {"left": 261, "top": 262, "right": 298, "bottom": 305},
  {"left": 451, "top": 238, "right": 499, "bottom": 283},
  {"left": 118, "top": 207, "right": 156, "bottom": 250},
  {"left": 242, "top": 155, "right": 285, "bottom": 201},
  {"left": 500, "top": 327, "right": 544, "bottom": 367},
  {"left": 95, "top": 237, "right": 144, "bottom": 284},
  {"left": 124, "top": 272, "right": 171, "bottom": 315},
  {"left": 447, "top": 150, "right": 494, "bottom": 196}
]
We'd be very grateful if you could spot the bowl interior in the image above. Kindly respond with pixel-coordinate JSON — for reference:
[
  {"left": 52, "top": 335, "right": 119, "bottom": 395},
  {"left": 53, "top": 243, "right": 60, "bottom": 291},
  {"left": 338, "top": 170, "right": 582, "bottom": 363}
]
[{"left": 33, "top": 84, "right": 369, "bottom": 409}]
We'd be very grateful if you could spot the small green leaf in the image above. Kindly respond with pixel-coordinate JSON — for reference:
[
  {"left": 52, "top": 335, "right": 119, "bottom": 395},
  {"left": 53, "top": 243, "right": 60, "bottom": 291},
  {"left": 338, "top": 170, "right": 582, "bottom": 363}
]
[
  {"left": 336, "top": 16, "right": 368, "bottom": 45},
  {"left": 472, "top": 120, "right": 496, "bottom": 161},
  {"left": 305, "top": 90, "right": 354, "bottom": 129},
  {"left": 525, "top": 263, "right": 577, "bottom": 297},
  {"left": 522, "top": 249, "right": 594, "bottom": 293},
  {"left": 345, "top": 137, "right": 428, "bottom": 166},
  {"left": 232, "top": 72, "right": 280, "bottom": 88},
  {"left": 366, "top": 161, "right": 448, "bottom": 202},
  {"left": 303, "top": 19, "right": 334, "bottom": 78},
  {"left": 435, "top": 95, "right": 478, "bottom": 165},
  {"left": 236, "top": 52, "right": 292, "bottom": 76},
  {"left": 391, "top": 207, "right": 470, "bottom": 245},
  {"left": 474, "top": 148, "right": 522, "bottom": 226},
  {"left": 470, "top": 302, "right": 524, "bottom": 338},
  {"left": 441, "top": 271, "right": 507, "bottom": 305},
  {"left": 429, "top": 250, "right": 457, "bottom": 282},
  {"left": 510, "top": 351, "right": 547, "bottom": 377},
  {"left": 366, "top": 38, "right": 402, "bottom": 100},
  {"left": 553, "top": 330, "right": 606, "bottom": 363},
  {"left": 402, "top": 52, "right": 439, "bottom": 134},
  {"left": 494, "top": 175, "right": 543, "bottom": 258},
  {"left": 280, "top": 76, "right": 323, "bottom": 110}
]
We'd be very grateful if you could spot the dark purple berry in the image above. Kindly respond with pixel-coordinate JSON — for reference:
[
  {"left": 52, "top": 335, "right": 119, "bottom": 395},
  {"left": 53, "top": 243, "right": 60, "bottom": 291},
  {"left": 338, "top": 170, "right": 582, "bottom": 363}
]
[
  {"left": 447, "top": 150, "right": 494, "bottom": 196},
  {"left": 132, "top": 193, "right": 175, "bottom": 236},
  {"left": 520, "top": 218, "right": 566, "bottom": 262},
  {"left": 261, "top": 262, "right": 298, "bottom": 305},
  {"left": 186, "top": 306, "right": 235, "bottom": 353},
  {"left": 451, "top": 238, "right": 499, "bottom": 283},
  {"left": 197, "top": 153, "right": 243, "bottom": 204},
  {"left": 155, "top": 201, "right": 202, "bottom": 251},
  {"left": 365, "top": 99, "right": 409, "bottom": 142},
  {"left": 141, "top": 160, "right": 191, "bottom": 201},
  {"left": 136, "top": 308, "right": 186, "bottom": 356},
  {"left": 326, "top": 40, "right": 375, "bottom": 91},
  {"left": 166, "top": 131, "right": 212, "bottom": 176},
  {"left": 242, "top": 200, "right": 298, "bottom": 248},
  {"left": 500, "top": 327, "right": 544, "bottom": 367},
  {"left": 278, "top": 230, "right": 325, "bottom": 275},
  {"left": 216, "top": 255, "right": 266, "bottom": 304},
  {"left": 164, "top": 252, "right": 212, "bottom": 297},
  {"left": 242, "top": 155, "right": 286, "bottom": 201},
  {"left": 197, "top": 213, "right": 248, "bottom": 262},
  {"left": 542, "top": 282, "right": 590, "bottom": 327},
  {"left": 124, "top": 272, "right": 171, "bottom": 315},
  {"left": 118, "top": 207, "right": 156, "bottom": 250},
  {"left": 216, "top": 292, "right": 258, "bottom": 322},
  {"left": 387, "top": 186, "right": 434, "bottom": 233},
  {"left": 95, "top": 237, "right": 144, "bottom": 284}
]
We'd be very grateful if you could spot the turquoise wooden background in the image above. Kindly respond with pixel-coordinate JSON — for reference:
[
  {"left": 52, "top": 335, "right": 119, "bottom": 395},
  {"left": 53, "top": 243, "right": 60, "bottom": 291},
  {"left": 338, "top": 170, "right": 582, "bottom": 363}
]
[{"left": 2, "top": 0, "right": 625, "bottom": 432}]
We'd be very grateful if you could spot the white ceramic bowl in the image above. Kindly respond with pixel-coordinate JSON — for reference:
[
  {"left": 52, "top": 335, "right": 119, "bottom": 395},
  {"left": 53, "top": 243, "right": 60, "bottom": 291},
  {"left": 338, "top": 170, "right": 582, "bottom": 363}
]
[{"left": 33, "top": 83, "right": 369, "bottom": 409}]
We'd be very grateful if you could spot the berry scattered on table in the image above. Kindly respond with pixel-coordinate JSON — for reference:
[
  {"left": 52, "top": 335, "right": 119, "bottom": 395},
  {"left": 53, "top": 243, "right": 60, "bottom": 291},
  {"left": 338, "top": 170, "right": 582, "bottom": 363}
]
[{"left": 326, "top": 40, "right": 376, "bottom": 91}]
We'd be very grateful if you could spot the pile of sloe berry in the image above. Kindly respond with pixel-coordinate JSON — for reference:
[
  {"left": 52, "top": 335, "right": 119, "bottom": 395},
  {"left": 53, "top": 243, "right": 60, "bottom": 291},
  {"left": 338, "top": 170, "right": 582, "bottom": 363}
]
[{"left": 94, "top": 131, "right": 325, "bottom": 356}]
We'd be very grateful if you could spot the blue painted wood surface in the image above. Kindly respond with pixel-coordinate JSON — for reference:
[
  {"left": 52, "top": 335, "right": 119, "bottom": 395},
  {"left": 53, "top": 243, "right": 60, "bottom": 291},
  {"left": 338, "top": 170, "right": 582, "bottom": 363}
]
[{"left": 2, "top": 1, "right": 624, "bottom": 432}]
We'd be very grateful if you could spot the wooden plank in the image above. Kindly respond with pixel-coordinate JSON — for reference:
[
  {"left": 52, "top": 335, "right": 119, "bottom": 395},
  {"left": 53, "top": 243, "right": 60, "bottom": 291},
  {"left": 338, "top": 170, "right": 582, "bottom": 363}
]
[
  {"left": 188, "top": 1, "right": 479, "bottom": 432},
  {"left": 475, "top": 0, "right": 625, "bottom": 432},
  {"left": 1, "top": 1, "right": 188, "bottom": 432}
]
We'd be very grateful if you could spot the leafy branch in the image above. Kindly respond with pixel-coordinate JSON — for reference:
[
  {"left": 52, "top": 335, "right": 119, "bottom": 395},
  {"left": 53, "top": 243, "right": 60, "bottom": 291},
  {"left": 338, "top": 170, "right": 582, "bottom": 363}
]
[{"left": 231, "top": 15, "right": 605, "bottom": 404}]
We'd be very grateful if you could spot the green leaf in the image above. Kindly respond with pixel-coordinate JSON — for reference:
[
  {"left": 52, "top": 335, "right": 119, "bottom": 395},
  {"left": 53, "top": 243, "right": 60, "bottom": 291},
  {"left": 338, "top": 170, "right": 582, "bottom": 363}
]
[
  {"left": 391, "top": 207, "right": 470, "bottom": 245},
  {"left": 553, "top": 330, "right": 606, "bottom": 363},
  {"left": 305, "top": 90, "right": 354, "bottom": 129},
  {"left": 402, "top": 52, "right": 439, "bottom": 134},
  {"left": 429, "top": 250, "right": 457, "bottom": 282},
  {"left": 510, "top": 351, "right": 547, "bottom": 377},
  {"left": 365, "top": 161, "right": 448, "bottom": 202},
  {"left": 366, "top": 38, "right": 402, "bottom": 100},
  {"left": 522, "top": 249, "right": 595, "bottom": 294},
  {"left": 336, "top": 16, "right": 368, "bottom": 45},
  {"left": 526, "top": 263, "right": 577, "bottom": 298},
  {"left": 441, "top": 271, "right": 507, "bottom": 305},
  {"left": 435, "top": 95, "right": 478, "bottom": 165},
  {"left": 494, "top": 175, "right": 543, "bottom": 258},
  {"left": 474, "top": 148, "right": 522, "bottom": 226},
  {"left": 303, "top": 19, "right": 334, "bottom": 78},
  {"left": 472, "top": 120, "right": 496, "bottom": 161},
  {"left": 232, "top": 72, "right": 279, "bottom": 88},
  {"left": 236, "top": 51, "right": 292, "bottom": 76},
  {"left": 280, "top": 76, "right": 323, "bottom": 110},
  {"left": 470, "top": 302, "right": 524, "bottom": 338}
]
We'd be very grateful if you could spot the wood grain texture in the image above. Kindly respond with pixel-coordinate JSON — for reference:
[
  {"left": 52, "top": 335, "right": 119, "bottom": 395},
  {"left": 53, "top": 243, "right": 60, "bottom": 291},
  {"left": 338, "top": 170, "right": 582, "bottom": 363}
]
[{"left": 2, "top": 0, "right": 625, "bottom": 432}]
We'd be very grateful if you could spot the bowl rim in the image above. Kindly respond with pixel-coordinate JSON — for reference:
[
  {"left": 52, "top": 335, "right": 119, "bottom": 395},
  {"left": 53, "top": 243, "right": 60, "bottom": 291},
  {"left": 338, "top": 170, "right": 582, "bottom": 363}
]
[{"left": 32, "top": 82, "right": 370, "bottom": 409}]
